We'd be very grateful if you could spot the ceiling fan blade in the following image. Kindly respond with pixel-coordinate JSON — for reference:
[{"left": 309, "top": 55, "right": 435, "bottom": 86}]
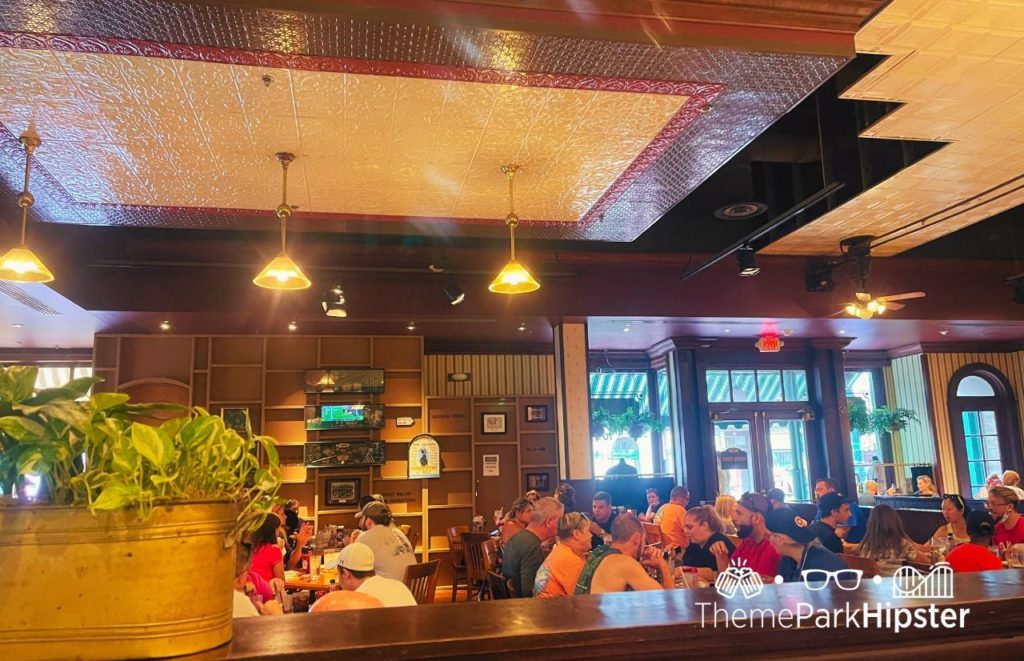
[
  {"left": 878, "top": 291, "right": 926, "bottom": 302},
  {"left": 885, "top": 302, "right": 906, "bottom": 311},
  {"left": 855, "top": 292, "right": 871, "bottom": 302}
]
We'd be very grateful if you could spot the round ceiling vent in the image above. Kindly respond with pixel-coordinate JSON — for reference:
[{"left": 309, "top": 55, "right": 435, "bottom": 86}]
[{"left": 714, "top": 202, "right": 768, "bottom": 220}]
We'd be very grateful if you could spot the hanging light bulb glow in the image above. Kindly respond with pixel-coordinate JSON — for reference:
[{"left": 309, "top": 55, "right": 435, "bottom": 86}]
[
  {"left": 0, "top": 135, "right": 54, "bottom": 283},
  {"left": 254, "top": 152, "right": 311, "bottom": 290},
  {"left": 489, "top": 165, "right": 539, "bottom": 295}
]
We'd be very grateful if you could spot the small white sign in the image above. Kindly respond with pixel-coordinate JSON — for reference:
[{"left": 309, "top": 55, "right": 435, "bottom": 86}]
[{"left": 482, "top": 454, "right": 500, "bottom": 477}]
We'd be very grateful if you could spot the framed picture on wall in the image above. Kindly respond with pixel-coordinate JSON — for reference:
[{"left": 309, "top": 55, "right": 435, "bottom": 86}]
[
  {"left": 525, "top": 404, "right": 548, "bottom": 423},
  {"left": 526, "top": 473, "right": 550, "bottom": 492},
  {"left": 324, "top": 477, "right": 361, "bottom": 507},
  {"left": 221, "top": 407, "right": 249, "bottom": 434},
  {"left": 481, "top": 412, "right": 507, "bottom": 435}
]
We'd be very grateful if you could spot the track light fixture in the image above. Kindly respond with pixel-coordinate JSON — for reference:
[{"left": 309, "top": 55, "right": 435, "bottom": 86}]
[
  {"left": 736, "top": 245, "right": 759, "bottom": 277},
  {"left": 443, "top": 280, "right": 465, "bottom": 305},
  {"left": 321, "top": 285, "right": 347, "bottom": 317}
]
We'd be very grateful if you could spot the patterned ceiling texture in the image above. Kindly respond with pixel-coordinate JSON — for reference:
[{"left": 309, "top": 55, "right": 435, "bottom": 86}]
[
  {"left": 766, "top": 0, "right": 1024, "bottom": 256},
  {"left": 0, "top": 0, "right": 864, "bottom": 241}
]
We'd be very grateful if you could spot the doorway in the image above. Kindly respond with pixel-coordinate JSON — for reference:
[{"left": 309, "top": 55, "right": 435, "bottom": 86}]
[{"left": 712, "top": 412, "right": 811, "bottom": 501}]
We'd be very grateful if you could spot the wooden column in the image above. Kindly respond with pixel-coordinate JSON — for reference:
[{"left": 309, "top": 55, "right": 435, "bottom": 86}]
[
  {"left": 810, "top": 338, "right": 855, "bottom": 494},
  {"left": 554, "top": 320, "right": 591, "bottom": 481}
]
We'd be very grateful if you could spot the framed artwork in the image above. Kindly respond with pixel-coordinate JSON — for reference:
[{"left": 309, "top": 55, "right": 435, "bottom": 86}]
[
  {"left": 525, "top": 404, "right": 548, "bottom": 423},
  {"left": 526, "top": 473, "right": 550, "bottom": 492},
  {"left": 481, "top": 412, "right": 507, "bottom": 435},
  {"left": 304, "top": 440, "right": 385, "bottom": 467},
  {"left": 221, "top": 407, "right": 249, "bottom": 434},
  {"left": 304, "top": 369, "right": 384, "bottom": 394},
  {"left": 324, "top": 477, "right": 361, "bottom": 507}
]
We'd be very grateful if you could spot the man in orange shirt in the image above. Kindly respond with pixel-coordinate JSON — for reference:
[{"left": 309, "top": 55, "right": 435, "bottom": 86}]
[
  {"left": 534, "top": 512, "right": 593, "bottom": 597},
  {"left": 658, "top": 486, "right": 690, "bottom": 552}
]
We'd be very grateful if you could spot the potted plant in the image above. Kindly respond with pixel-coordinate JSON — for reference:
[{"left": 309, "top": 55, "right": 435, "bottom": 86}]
[
  {"left": 610, "top": 405, "right": 667, "bottom": 439},
  {"left": 0, "top": 365, "right": 281, "bottom": 660},
  {"left": 847, "top": 397, "right": 871, "bottom": 435},
  {"left": 869, "top": 406, "right": 919, "bottom": 434},
  {"left": 590, "top": 407, "right": 613, "bottom": 437}
]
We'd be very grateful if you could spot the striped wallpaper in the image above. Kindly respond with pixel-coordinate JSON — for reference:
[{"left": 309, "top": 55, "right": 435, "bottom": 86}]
[
  {"left": 424, "top": 354, "right": 555, "bottom": 397},
  {"left": 888, "top": 354, "right": 938, "bottom": 467},
  {"left": 924, "top": 351, "right": 1024, "bottom": 494}
]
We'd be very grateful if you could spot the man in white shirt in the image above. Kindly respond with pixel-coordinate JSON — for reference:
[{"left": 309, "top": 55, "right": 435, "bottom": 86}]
[
  {"left": 352, "top": 501, "right": 415, "bottom": 580},
  {"left": 318, "top": 543, "right": 416, "bottom": 609}
]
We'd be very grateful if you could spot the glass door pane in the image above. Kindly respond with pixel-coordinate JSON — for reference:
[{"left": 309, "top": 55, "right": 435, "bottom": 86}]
[
  {"left": 765, "top": 417, "right": 811, "bottom": 502},
  {"left": 714, "top": 419, "right": 754, "bottom": 498}
]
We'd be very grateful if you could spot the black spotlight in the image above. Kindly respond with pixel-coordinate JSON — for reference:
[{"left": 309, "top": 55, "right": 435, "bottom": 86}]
[
  {"left": 443, "top": 280, "right": 465, "bottom": 305},
  {"left": 321, "top": 285, "right": 347, "bottom": 317},
  {"left": 736, "top": 246, "right": 760, "bottom": 277}
]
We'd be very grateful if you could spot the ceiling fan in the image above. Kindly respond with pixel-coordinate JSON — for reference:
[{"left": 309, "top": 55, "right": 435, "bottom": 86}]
[{"left": 837, "top": 235, "right": 926, "bottom": 320}]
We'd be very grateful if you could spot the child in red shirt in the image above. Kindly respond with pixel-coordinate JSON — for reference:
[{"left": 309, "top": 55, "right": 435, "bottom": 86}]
[{"left": 945, "top": 510, "right": 1003, "bottom": 573}]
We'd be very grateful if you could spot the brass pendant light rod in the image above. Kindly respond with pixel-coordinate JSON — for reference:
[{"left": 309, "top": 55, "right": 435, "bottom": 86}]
[
  {"left": 17, "top": 135, "right": 39, "bottom": 245},
  {"left": 502, "top": 164, "right": 519, "bottom": 260},
  {"left": 276, "top": 152, "right": 294, "bottom": 254}
]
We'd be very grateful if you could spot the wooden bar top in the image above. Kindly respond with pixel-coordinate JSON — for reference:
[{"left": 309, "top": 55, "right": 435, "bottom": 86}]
[{"left": 194, "top": 570, "right": 1024, "bottom": 659}]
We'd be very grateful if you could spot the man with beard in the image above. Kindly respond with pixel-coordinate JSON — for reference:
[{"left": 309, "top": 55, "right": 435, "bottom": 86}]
[{"left": 711, "top": 491, "right": 779, "bottom": 579}]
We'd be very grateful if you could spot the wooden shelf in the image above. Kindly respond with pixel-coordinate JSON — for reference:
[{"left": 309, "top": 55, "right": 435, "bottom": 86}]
[
  {"left": 428, "top": 546, "right": 450, "bottom": 553},
  {"left": 274, "top": 441, "right": 306, "bottom": 447},
  {"left": 318, "top": 508, "right": 359, "bottom": 515},
  {"left": 519, "top": 430, "right": 555, "bottom": 435},
  {"left": 281, "top": 479, "right": 308, "bottom": 485},
  {"left": 426, "top": 432, "right": 471, "bottom": 437},
  {"left": 428, "top": 504, "right": 473, "bottom": 510},
  {"left": 384, "top": 369, "right": 421, "bottom": 373},
  {"left": 210, "top": 363, "right": 263, "bottom": 368},
  {"left": 391, "top": 511, "right": 424, "bottom": 517},
  {"left": 372, "top": 475, "right": 420, "bottom": 482},
  {"left": 521, "top": 464, "right": 558, "bottom": 469},
  {"left": 442, "top": 468, "right": 473, "bottom": 473},
  {"left": 209, "top": 400, "right": 261, "bottom": 405},
  {"left": 384, "top": 402, "right": 422, "bottom": 408},
  {"left": 265, "top": 405, "right": 304, "bottom": 411},
  {"left": 472, "top": 441, "right": 518, "bottom": 446},
  {"left": 265, "top": 369, "right": 304, "bottom": 373}
]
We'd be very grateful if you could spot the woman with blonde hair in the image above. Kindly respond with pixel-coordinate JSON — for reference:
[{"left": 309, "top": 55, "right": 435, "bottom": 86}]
[
  {"left": 714, "top": 495, "right": 738, "bottom": 535},
  {"left": 914, "top": 475, "right": 938, "bottom": 496}
]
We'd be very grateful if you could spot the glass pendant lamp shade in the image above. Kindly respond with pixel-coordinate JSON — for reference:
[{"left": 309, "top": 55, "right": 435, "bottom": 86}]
[
  {"left": 253, "top": 252, "right": 311, "bottom": 290},
  {"left": 1, "top": 135, "right": 54, "bottom": 283},
  {"left": 254, "top": 152, "right": 311, "bottom": 291},
  {"left": 0, "top": 245, "right": 54, "bottom": 283},
  {"left": 489, "top": 164, "right": 540, "bottom": 295},
  {"left": 489, "top": 258, "right": 539, "bottom": 294}
]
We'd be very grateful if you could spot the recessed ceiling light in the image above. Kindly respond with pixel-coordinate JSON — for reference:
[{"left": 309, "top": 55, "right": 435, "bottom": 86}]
[
  {"left": 939, "top": 330, "right": 950, "bottom": 336},
  {"left": 287, "top": 321, "right": 297, "bottom": 332},
  {"left": 723, "top": 329, "right": 731, "bottom": 333},
  {"left": 406, "top": 321, "right": 417, "bottom": 331},
  {"left": 11, "top": 323, "right": 22, "bottom": 328},
  {"left": 159, "top": 320, "right": 171, "bottom": 332},
  {"left": 517, "top": 322, "right": 527, "bottom": 332},
  {"left": 623, "top": 325, "right": 631, "bottom": 333},
  {"left": 838, "top": 329, "right": 846, "bottom": 335}
]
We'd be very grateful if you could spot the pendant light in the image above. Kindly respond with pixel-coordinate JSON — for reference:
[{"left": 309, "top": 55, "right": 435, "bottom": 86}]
[
  {"left": 253, "top": 152, "right": 311, "bottom": 290},
  {"left": 0, "top": 135, "right": 54, "bottom": 283},
  {"left": 489, "top": 164, "right": 539, "bottom": 294}
]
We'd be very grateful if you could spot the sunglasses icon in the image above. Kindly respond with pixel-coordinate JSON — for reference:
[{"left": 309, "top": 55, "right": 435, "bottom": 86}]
[{"left": 801, "top": 569, "right": 863, "bottom": 590}]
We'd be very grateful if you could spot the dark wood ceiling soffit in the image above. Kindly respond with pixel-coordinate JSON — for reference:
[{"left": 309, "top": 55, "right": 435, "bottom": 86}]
[{"left": 0, "top": 0, "right": 884, "bottom": 242}]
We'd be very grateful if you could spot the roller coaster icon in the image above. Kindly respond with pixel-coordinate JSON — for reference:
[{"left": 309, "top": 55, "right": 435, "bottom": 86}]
[{"left": 892, "top": 562, "right": 954, "bottom": 599}]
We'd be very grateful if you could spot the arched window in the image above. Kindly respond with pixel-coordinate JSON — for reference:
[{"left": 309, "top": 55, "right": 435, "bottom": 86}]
[{"left": 948, "top": 364, "right": 1022, "bottom": 498}]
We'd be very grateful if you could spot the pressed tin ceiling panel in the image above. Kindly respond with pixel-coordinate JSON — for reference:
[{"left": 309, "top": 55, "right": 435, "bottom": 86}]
[
  {"left": 0, "top": 0, "right": 855, "bottom": 241},
  {"left": 0, "top": 48, "right": 690, "bottom": 223},
  {"left": 765, "top": 0, "right": 1024, "bottom": 257}
]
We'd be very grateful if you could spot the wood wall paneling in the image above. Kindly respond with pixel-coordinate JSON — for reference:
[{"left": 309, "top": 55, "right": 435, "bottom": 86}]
[
  {"left": 555, "top": 323, "right": 592, "bottom": 480},
  {"left": 424, "top": 354, "right": 555, "bottom": 397}
]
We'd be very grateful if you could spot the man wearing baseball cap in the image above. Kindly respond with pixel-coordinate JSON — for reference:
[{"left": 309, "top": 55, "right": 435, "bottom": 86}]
[
  {"left": 353, "top": 500, "right": 415, "bottom": 581},
  {"left": 317, "top": 543, "right": 416, "bottom": 609},
  {"left": 766, "top": 507, "right": 848, "bottom": 582}
]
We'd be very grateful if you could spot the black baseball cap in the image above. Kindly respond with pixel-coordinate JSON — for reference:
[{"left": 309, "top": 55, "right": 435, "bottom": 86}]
[
  {"left": 738, "top": 492, "right": 770, "bottom": 517},
  {"left": 766, "top": 508, "right": 815, "bottom": 544}
]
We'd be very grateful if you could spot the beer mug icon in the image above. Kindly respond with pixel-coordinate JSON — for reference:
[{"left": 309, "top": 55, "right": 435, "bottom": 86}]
[{"left": 715, "top": 561, "right": 764, "bottom": 599}]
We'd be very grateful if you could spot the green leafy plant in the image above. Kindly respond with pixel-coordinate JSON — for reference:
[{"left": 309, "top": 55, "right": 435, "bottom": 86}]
[
  {"left": 592, "top": 405, "right": 666, "bottom": 438},
  {"left": 847, "top": 398, "right": 918, "bottom": 436},
  {"left": 0, "top": 365, "right": 280, "bottom": 529}
]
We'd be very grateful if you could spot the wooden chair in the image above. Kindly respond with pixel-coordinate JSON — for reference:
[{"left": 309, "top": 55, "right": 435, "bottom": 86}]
[
  {"left": 403, "top": 560, "right": 441, "bottom": 605},
  {"left": 642, "top": 522, "right": 663, "bottom": 546},
  {"left": 839, "top": 553, "right": 881, "bottom": 578},
  {"left": 407, "top": 531, "right": 421, "bottom": 556},
  {"left": 446, "top": 525, "right": 470, "bottom": 602},
  {"left": 461, "top": 532, "right": 494, "bottom": 600},
  {"left": 485, "top": 569, "right": 515, "bottom": 599},
  {"left": 398, "top": 524, "right": 412, "bottom": 538}
]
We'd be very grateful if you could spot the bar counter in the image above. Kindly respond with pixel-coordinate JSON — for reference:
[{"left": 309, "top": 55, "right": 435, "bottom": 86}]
[{"left": 191, "top": 570, "right": 1024, "bottom": 659}]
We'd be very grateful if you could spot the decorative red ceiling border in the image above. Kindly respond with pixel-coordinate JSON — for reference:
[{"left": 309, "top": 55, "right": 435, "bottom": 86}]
[{"left": 0, "top": 30, "right": 723, "bottom": 229}]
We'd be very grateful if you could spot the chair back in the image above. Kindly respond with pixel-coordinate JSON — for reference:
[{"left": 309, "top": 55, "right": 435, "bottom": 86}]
[
  {"left": 407, "top": 530, "right": 421, "bottom": 555},
  {"left": 642, "top": 522, "right": 662, "bottom": 546},
  {"left": 402, "top": 560, "right": 441, "bottom": 605},
  {"left": 486, "top": 570, "right": 515, "bottom": 599},
  {"left": 839, "top": 553, "right": 881, "bottom": 578},
  {"left": 398, "top": 524, "right": 412, "bottom": 538},
  {"left": 461, "top": 532, "right": 493, "bottom": 582},
  {"left": 447, "top": 525, "right": 469, "bottom": 568}
]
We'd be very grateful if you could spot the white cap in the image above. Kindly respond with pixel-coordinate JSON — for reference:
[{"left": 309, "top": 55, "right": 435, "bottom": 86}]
[{"left": 327, "top": 542, "right": 375, "bottom": 572}]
